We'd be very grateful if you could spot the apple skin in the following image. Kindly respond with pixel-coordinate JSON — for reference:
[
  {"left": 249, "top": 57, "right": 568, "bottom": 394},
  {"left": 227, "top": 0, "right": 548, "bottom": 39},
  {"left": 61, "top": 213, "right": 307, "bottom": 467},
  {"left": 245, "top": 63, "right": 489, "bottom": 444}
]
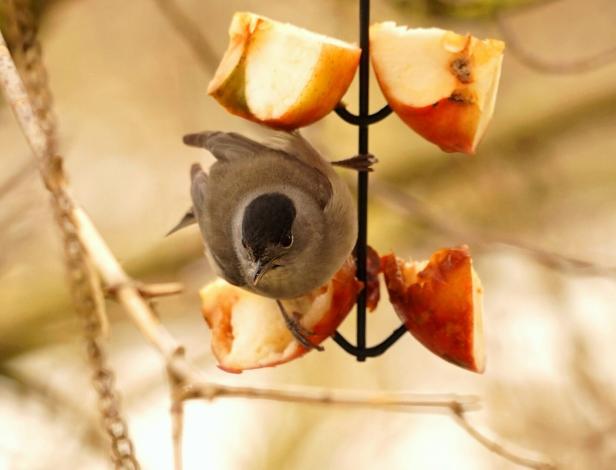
[
  {"left": 386, "top": 93, "right": 480, "bottom": 154},
  {"left": 381, "top": 246, "right": 485, "bottom": 373},
  {"left": 208, "top": 12, "right": 360, "bottom": 130},
  {"left": 200, "top": 256, "right": 362, "bottom": 373}
]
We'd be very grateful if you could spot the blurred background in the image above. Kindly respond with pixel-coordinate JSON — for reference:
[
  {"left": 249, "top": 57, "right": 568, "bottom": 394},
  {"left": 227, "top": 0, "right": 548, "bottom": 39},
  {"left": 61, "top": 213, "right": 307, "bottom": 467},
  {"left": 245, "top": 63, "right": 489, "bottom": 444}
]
[{"left": 1, "top": 0, "right": 616, "bottom": 468}]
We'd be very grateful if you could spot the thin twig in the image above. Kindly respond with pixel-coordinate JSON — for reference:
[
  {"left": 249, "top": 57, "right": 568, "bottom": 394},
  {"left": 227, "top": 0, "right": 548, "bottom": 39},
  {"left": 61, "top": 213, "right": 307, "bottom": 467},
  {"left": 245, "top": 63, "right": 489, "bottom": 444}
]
[
  {"left": 451, "top": 406, "right": 556, "bottom": 469},
  {"left": 105, "top": 281, "right": 184, "bottom": 299},
  {"left": 138, "top": 281, "right": 184, "bottom": 298},
  {"left": 0, "top": 158, "right": 35, "bottom": 200},
  {"left": 171, "top": 398, "right": 184, "bottom": 470},
  {"left": 496, "top": 11, "right": 616, "bottom": 74},
  {"left": 150, "top": 0, "right": 219, "bottom": 72},
  {"left": 372, "top": 177, "right": 616, "bottom": 278},
  {"left": 169, "top": 369, "right": 184, "bottom": 470},
  {"left": 181, "top": 382, "right": 480, "bottom": 412}
]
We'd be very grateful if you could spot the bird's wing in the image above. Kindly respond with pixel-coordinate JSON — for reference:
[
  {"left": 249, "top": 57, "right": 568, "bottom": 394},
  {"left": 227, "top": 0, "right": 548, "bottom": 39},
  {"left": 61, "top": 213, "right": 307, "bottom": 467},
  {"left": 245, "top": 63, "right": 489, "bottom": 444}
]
[
  {"left": 166, "top": 208, "right": 196, "bottom": 236},
  {"left": 265, "top": 130, "right": 335, "bottom": 177},
  {"left": 190, "top": 163, "right": 245, "bottom": 286},
  {"left": 184, "top": 131, "right": 334, "bottom": 210},
  {"left": 190, "top": 163, "right": 208, "bottom": 211},
  {"left": 183, "top": 131, "right": 265, "bottom": 162}
]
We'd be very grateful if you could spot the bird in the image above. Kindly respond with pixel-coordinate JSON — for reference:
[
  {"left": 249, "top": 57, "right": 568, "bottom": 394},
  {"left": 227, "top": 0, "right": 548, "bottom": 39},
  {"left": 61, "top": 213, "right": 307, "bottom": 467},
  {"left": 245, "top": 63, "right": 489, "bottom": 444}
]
[{"left": 169, "top": 130, "right": 358, "bottom": 349}]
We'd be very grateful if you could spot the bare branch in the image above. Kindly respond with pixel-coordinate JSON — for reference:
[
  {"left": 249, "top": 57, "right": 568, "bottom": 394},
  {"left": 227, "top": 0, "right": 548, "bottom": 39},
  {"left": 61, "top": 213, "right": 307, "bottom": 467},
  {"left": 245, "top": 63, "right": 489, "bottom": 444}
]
[
  {"left": 137, "top": 281, "right": 184, "bottom": 298},
  {"left": 181, "top": 381, "right": 480, "bottom": 413},
  {"left": 169, "top": 370, "right": 184, "bottom": 470},
  {"left": 105, "top": 281, "right": 184, "bottom": 299},
  {"left": 451, "top": 406, "right": 556, "bottom": 469},
  {"left": 0, "top": 40, "right": 48, "bottom": 158},
  {"left": 170, "top": 398, "right": 184, "bottom": 470}
]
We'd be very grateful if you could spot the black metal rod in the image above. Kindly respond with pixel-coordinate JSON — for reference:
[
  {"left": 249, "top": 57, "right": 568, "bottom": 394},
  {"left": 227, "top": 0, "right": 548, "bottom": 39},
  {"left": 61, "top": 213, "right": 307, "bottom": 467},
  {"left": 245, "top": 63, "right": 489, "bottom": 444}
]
[
  {"left": 334, "top": 104, "right": 393, "bottom": 126},
  {"left": 354, "top": 0, "right": 371, "bottom": 361},
  {"left": 332, "top": 332, "right": 359, "bottom": 355},
  {"left": 330, "top": 0, "right": 408, "bottom": 360},
  {"left": 333, "top": 324, "right": 407, "bottom": 357}
]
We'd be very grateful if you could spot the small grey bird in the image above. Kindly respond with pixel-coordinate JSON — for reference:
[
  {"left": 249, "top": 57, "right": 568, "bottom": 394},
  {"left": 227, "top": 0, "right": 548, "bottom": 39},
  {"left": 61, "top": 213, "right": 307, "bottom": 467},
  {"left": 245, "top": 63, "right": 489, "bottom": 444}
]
[{"left": 170, "top": 130, "right": 357, "bottom": 349}]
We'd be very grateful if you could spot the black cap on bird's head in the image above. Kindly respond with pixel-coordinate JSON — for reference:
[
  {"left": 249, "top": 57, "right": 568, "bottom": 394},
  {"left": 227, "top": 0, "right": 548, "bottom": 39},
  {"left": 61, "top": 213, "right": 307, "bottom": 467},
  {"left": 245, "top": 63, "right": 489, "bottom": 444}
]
[{"left": 241, "top": 192, "right": 296, "bottom": 285}]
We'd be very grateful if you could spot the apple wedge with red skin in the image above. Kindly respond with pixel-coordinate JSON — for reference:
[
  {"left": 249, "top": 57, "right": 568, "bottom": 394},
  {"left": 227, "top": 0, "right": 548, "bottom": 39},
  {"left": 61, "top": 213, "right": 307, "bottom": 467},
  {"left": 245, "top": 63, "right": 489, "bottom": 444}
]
[
  {"left": 370, "top": 23, "right": 505, "bottom": 154},
  {"left": 381, "top": 246, "right": 485, "bottom": 373},
  {"left": 200, "top": 257, "right": 362, "bottom": 373},
  {"left": 208, "top": 12, "right": 361, "bottom": 130}
]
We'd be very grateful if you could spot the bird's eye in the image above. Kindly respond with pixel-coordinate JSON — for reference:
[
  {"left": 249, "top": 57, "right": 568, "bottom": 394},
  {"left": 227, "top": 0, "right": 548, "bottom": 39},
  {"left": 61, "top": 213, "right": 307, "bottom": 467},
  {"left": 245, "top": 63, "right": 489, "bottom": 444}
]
[{"left": 280, "top": 233, "right": 293, "bottom": 248}]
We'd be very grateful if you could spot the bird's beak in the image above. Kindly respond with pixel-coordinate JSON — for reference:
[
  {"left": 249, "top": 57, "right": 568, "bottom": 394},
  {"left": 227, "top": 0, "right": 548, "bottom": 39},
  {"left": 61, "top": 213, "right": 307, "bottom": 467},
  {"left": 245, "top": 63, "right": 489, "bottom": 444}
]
[{"left": 252, "top": 259, "right": 275, "bottom": 286}]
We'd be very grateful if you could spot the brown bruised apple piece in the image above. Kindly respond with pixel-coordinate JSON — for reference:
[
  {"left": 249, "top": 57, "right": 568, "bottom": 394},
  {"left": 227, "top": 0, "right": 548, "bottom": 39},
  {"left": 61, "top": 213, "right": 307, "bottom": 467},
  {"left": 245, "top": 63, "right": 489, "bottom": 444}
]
[
  {"left": 200, "top": 256, "right": 362, "bottom": 373},
  {"left": 365, "top": 245, "right": 381, "bottom": 312},
  {"left": 381, "top": 246, "right": 485, "bottom": 373}
]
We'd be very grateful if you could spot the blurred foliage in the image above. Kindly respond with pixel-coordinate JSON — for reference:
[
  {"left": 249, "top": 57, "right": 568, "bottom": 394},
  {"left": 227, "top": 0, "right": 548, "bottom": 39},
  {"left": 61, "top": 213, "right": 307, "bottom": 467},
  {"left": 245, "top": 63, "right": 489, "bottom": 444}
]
[{"left": 390, "top": 0, "right": 544, "bottom": 19}]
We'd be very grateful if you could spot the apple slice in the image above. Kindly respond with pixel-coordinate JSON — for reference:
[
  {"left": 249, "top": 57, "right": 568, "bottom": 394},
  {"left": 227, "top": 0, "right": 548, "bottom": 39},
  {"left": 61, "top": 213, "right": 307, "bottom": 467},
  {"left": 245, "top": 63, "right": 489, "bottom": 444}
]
[
  {"left": 381, "top": 246, "right": 485, "bottom": 372},
  {"left": 200, "top": 257, "right": 361, "bottom": 372},
  {"left": 208, "top": 12, "right": 361, "bottom": 130},
  {"left": 370, "top": 23, "right": 504, "bottom": 154}
]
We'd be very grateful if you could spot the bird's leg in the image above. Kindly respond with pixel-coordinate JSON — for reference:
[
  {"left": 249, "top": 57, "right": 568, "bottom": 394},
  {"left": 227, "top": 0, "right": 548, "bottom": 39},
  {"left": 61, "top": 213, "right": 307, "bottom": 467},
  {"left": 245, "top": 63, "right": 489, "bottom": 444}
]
[
  {"left": 331, "top": 154, "right": 378, "bottom": 172},
  {"left": 276, "top": 300, "right": 324, "bottom": 351}
]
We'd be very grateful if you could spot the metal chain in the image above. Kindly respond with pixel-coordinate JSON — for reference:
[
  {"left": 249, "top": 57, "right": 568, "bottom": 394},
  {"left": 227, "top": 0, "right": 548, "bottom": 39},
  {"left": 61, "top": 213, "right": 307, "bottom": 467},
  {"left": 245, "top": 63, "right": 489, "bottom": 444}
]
[{"left": 5, "top": 1, "right": 140, "bottom": 468}]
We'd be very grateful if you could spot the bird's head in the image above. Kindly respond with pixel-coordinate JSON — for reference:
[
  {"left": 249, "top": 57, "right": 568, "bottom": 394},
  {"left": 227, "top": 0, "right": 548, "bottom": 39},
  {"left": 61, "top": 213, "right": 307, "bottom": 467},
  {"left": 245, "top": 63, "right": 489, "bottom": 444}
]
[{"left": 240, "top": 192, "right": 297, "bottom": 288}]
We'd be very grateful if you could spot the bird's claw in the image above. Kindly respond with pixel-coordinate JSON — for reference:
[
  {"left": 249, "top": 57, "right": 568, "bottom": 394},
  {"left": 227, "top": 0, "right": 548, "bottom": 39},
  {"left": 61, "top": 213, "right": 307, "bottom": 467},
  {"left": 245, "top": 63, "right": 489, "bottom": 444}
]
[
  {"left": 276, "top": 301, "right": 324, "bottom": 351},
  {"left": 331, "top": 154, "right": 378, "bottom": 172}
]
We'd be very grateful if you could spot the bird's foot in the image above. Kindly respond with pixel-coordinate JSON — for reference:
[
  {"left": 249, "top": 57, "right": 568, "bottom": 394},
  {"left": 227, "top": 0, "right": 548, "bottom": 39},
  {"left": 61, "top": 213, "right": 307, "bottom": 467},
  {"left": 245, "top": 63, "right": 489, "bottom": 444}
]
[
  {"left": 276, "top": 300, "right": 324, "bottom": 351},
  {"left": 331, "top": 154, "right": 378, "bottom": 172}
]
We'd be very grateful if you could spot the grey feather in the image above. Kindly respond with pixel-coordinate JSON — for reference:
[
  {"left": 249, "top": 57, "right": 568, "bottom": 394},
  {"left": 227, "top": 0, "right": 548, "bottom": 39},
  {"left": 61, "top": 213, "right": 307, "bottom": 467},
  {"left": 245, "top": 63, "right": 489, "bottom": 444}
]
[
  {"left": 166, "top": 208, "right": 196, "bottom": 236},
  {"left": 190, "top": 161, "right": 244, "bottom": 285},
  {"left": 183, "top": 132, "right": 265, "bottom": 162},
  {"left": 190, "top": 163, "right": 208, "bottom": 211}
]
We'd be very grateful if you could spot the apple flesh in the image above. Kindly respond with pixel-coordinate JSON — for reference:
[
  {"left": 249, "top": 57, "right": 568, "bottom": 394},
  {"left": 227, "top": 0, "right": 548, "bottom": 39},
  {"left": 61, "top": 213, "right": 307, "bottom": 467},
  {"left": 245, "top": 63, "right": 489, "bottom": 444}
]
[
  {"left": 381, "top": 246, "right": 485, "bottom": 372},
  {"left": 208, "top": 12, "right": 361, "bottom": 130},
  {"left": 370, "top": 23, "right": 504, "bottom": 154},
  {"left": 200, "top": 257, "right": 361, "bottom": 373}
]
